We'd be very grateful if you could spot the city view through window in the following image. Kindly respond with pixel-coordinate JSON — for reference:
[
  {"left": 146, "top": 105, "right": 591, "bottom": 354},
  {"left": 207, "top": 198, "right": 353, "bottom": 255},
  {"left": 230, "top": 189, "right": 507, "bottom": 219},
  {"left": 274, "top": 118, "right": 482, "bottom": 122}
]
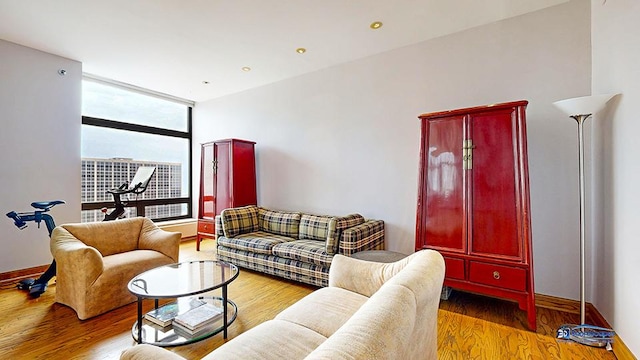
[
  {"left": 81, "top": 79, "right": 192, "bottom": 222},
  {"left": 80, "top": 158, "right": 184, "bottom": 222}
]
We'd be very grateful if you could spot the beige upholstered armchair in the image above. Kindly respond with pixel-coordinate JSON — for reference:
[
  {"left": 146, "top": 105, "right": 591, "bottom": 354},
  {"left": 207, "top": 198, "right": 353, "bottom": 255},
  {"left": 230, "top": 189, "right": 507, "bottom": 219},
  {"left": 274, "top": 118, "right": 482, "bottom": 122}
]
[{"left": 51, "top": 217, "right": 180, "bottom": 320}]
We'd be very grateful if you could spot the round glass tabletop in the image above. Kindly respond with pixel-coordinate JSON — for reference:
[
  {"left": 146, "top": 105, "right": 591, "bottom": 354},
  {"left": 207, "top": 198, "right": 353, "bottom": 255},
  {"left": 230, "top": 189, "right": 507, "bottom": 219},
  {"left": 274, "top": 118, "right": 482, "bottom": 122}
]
[{"left": 128, "top": 260, "right": 239, "bottom": 298}]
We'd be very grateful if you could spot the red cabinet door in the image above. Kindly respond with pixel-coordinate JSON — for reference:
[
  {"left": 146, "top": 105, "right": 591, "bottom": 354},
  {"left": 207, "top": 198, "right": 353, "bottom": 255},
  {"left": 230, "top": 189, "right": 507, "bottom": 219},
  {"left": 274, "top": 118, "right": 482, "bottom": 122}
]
[
  {"left": 418, "top": 115, "right": 466, "bottom": 253},
  {"left": 213, "top": 141, "right": 231, "bottom": 215},
  {"left": 468, "top": 109, "right": 522, "bottom": 260},
  {"left": 200, "top": 143, "right": 215, "bottom": 220},
  {"left": 229, "top": 141, "right": 257, "bottom": 208}
]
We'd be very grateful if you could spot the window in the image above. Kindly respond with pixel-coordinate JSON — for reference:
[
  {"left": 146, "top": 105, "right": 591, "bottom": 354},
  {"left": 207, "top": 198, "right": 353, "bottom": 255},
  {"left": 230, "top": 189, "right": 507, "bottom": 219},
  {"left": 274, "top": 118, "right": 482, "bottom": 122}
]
[{"left": 81, "top": 78, "right": 193, "bottom": 222}]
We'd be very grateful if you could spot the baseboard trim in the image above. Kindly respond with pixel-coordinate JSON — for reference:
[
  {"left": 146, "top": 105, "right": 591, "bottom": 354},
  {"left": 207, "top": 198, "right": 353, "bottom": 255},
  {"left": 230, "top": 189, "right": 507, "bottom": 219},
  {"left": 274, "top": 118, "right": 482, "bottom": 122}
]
[
  {"left": 587, "top": 303, "right": 637, "bottom": 360},
  {"left": 535, "top": 293, "right": 580, "bottom": 313},
  {"left": 611, "top": 335, "right": 637, "bottom": 360},
  {"left": 0, "top": 264, "right": 49, "bottom": 286},
  {"left": 535, "top": 293, "right": 636, "bottom": 359}
]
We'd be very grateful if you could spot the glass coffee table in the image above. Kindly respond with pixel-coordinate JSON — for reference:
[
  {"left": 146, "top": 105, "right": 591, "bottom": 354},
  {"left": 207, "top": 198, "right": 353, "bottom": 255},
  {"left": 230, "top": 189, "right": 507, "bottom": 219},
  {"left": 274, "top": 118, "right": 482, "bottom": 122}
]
[{"left": 128, "top": 260, "right": 239, "bottom": 347}]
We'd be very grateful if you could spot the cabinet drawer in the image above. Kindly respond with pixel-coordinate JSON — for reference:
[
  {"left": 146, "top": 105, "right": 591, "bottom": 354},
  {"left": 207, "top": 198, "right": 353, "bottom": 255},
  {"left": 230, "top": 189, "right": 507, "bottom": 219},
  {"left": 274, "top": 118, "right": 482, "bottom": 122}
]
[
  {"left": 198, "top": 220, "right": 215, "bottom": 235},
  {"left": 468, "top": 261, "right": 526, "bottom": 292},
  {"left": 443, "top": 257, "right": 465, "bottom": 280}
]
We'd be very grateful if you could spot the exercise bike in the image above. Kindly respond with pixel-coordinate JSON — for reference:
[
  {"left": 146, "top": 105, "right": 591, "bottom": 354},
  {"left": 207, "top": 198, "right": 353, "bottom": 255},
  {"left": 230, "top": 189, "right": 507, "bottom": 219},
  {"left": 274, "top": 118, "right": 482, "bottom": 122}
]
[
  {"left": 101, "top": 166, "right": 156, "bottom": 221},
  {"left": 5, "top": 167, "right": 155, "bottom": 298},
  {"left": 6, "top": 200, "right": 65, "bottom": 298}
]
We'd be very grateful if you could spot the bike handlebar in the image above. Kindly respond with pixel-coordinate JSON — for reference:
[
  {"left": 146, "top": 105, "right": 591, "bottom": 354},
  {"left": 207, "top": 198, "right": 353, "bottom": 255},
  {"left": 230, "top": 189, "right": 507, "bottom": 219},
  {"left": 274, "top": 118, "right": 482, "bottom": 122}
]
[{"left": 6, "top": 211, "right": 28, "bottom": 230}]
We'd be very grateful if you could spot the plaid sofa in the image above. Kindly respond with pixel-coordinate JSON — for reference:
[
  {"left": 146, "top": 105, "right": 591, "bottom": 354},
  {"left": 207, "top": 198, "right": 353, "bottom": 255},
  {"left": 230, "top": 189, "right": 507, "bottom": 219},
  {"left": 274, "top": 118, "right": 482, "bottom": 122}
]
[{"left": 215, "top": 205, "right": 385, "bottom": 287}]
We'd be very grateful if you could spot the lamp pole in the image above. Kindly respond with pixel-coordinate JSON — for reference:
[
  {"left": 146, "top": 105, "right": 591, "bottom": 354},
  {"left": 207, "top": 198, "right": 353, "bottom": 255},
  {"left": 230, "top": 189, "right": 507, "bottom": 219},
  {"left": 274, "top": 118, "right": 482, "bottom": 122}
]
[{"left": 572, "top": 113, "right": 590, "bottom": 325}]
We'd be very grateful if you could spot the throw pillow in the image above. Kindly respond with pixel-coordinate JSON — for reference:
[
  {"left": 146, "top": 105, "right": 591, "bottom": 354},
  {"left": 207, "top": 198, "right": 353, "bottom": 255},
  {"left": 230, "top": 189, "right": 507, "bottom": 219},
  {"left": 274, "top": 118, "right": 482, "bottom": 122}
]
[
  {"left": 221, "top": 205, "right": 259, "bottom": 238},
  {"left": 259, "top": 208, "right": 301, "bottom": 239}
]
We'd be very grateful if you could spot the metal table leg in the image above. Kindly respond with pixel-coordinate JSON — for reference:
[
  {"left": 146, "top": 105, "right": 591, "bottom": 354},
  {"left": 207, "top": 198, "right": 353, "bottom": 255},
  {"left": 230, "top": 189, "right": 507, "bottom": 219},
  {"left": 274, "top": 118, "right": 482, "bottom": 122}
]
[{"left": 137, "top": 297, "right": 143, "bottom": 344}]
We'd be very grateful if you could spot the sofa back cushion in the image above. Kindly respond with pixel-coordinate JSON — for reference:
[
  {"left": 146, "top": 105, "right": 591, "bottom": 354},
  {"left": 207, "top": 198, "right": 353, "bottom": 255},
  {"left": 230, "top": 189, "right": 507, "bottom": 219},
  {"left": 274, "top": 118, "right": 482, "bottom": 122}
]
[
  {"left": 259, "top": 208, "right": 301, "bottom": 239},
  {"left": 60, "top": 217, "right": 144, "bottom": 256},
  {"left": 298, "top": 214, "right": 338, "bottom": 254},
  {"left": 221, "top": 205, "right": 259, "bottom": 238}
]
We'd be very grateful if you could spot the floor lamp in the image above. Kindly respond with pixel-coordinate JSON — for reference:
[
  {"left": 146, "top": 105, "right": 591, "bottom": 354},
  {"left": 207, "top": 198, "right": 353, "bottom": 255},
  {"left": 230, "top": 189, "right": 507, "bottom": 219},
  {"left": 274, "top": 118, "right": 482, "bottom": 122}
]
[{"left": 553, "top": 94, "right": 616, "bottom": 348}]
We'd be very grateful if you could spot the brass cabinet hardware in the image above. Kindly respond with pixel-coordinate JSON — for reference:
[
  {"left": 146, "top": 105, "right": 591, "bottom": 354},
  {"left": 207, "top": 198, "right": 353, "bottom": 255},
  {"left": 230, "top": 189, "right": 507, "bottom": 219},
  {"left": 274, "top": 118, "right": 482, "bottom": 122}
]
[{"left": 463, "top": 139, "right": 475, "bottom": 170}]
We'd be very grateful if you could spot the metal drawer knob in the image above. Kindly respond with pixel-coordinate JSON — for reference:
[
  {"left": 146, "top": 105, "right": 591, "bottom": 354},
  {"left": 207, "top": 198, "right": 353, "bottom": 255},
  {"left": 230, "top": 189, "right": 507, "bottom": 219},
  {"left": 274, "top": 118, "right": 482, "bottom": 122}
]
[{"left": 493, "top": 271, "right": 500, "bottom": 280}]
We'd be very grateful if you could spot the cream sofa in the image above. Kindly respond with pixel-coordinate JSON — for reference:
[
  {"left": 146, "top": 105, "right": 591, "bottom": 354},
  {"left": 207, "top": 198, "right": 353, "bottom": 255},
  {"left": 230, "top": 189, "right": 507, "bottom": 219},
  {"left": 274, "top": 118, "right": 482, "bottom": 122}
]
[
  {"left": 120, "top": 249, "right": 445, "bottom": 360},
  {"left": 215, "top": 205, "right": 385, "bottom": 287},
  {"left": 51, "top": 217, "right": 181, "bottom": 320}
]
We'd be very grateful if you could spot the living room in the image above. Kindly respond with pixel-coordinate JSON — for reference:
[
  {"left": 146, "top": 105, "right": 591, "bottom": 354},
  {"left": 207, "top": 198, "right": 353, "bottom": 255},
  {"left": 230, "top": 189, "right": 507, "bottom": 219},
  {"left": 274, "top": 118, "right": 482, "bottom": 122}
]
[{"left": 1, "top": 0, "right": 638, "bottom": 359}]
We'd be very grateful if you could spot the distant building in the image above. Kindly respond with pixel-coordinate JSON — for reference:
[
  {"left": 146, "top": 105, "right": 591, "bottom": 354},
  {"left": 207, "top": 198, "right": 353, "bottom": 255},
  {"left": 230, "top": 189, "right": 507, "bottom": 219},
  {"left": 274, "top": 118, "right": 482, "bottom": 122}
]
[{"left": 81, "top": 158, "right": 182, "bottom": 222}]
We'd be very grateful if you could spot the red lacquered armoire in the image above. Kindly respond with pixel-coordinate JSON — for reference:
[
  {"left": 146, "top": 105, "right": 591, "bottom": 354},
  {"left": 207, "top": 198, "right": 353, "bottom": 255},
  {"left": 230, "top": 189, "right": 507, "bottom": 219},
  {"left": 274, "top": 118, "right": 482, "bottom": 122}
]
[
  {"left": 197, "top": 139, "right": 257, "bottom": 250},
  {"left": 415, "top": 101, "right": 536, "bottom": 330}
]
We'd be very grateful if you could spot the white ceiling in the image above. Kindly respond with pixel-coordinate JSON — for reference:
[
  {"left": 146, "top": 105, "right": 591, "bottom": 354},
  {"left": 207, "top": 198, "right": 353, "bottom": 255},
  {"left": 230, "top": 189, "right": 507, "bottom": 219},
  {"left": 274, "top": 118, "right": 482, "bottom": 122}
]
[{"left": 0, "top": 0, "right": 568, "bottom": 102}]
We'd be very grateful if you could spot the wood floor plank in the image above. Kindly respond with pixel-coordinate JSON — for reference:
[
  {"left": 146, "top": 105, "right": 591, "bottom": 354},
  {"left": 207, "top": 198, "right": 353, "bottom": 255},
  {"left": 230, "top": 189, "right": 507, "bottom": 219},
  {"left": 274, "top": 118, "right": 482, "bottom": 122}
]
[{"left": 0, "top": 240, "right": 618, "bottom": 359}]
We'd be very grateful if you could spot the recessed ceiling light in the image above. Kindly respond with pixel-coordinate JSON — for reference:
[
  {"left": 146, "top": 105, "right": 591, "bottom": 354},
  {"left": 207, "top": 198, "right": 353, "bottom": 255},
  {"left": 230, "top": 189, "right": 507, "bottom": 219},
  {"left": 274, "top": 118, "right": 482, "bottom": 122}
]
[
  {"left": 296, "top": 48, "right": 306, "bottom": 54},
  {"left": 202, "top": 81, "right": 209, "bottom": 84},
  {"left": 242, "top": 67, "right": 251, "bottom": 72},
  {"left": 370, "top": 21, "right": 383, "bottom": 30}
]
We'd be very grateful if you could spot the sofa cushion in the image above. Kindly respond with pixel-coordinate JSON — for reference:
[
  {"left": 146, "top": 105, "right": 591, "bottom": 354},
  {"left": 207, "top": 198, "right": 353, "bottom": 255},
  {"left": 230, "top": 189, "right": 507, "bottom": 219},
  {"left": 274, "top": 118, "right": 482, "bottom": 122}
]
[
  {"left": 299, "top": 214, "right": 335, "bottom": 241},
  {"left": 298, "top": 215, "right": 339, "bottom": 255},
  {"left": 202, "top": 320, "right": 327, "bottom": 360},
  {"left": 221, "top": 205, "right": 259, "bottom": 238},
  {"left": 216, "top": 246, "right": 330, "bottom": 287},
  {"left": 307, "top": 283, "right": 417, "bottom": 360},
  {"left": 217, "top": 231, "right": 292, "bottom": 255},
  {"left": 258, "top": 208, "right": 301, "bottom": 239},
  {"left": 272, "top": 240, "right": 333, "bottom": 267},
  {"left": 275, "top": 286, "right": 368, "bottom": 338}
]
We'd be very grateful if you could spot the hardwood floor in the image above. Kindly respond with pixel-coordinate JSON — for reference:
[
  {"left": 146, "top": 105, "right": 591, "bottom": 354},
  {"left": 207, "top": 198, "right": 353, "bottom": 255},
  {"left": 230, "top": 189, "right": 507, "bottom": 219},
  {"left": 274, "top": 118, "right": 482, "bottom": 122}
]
[
  {"left": 0, "top": 239, "right": 616, "bottom": 360},
  {"left": 437, "top": 291, "right": 615, "bottom": 359}
]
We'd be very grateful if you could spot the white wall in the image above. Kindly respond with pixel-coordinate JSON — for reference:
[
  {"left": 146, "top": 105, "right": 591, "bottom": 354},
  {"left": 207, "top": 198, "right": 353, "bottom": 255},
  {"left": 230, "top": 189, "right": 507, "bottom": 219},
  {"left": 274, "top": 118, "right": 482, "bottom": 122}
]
[
  {"left": 0, "top": 40, "right": 81, "bottom": 273},
  {"left": 194, "top": 1, "right": 591, "bottom": 299},
  {"left": 592, "top": 0, "right": 640, "bottom": 354}
]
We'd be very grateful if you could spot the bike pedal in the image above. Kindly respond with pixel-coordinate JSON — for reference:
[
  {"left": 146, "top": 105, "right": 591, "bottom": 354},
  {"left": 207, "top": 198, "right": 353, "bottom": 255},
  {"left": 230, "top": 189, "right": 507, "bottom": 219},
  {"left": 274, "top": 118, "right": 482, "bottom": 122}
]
[
  {"left": 28, "top": 283, "right": 47, "bottom": 298},
  {"left": 17, "top": 278, "right": 36, "bottom": 290}
]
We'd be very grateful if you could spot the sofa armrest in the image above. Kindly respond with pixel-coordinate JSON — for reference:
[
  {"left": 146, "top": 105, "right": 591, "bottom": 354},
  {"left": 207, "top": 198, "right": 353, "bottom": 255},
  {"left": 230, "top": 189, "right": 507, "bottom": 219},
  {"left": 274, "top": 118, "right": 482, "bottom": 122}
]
[
  {"left": 339, "top": 220, "right": 385, "bottom": 256},
  {"left": 51, "top": 227, "right": 104, "bottom": 287},
  {"left": 138, "top": 218, "right": 181, "bottom": 262},
  {"left": 328, "top": 253, "right": 415, "bottom": 297},
  {"left": 215, "top": 215, "right": 224, "bottom": 238},
  {"left": 120, "top": 344, "right": 186, "bottom": 360}
]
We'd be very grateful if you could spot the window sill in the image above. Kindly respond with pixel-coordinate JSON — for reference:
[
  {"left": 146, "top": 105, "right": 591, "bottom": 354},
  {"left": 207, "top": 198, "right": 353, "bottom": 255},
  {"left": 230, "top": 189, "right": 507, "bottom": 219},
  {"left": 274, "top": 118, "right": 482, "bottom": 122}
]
[{"left": 157, "top": 218, "right": 197, "bottom": 238}]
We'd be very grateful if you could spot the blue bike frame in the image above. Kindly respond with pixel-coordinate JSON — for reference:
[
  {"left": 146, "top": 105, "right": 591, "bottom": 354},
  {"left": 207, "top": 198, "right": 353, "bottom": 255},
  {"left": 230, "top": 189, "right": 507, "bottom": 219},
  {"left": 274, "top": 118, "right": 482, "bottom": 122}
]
[{"left": 5, "top": 200, "right": 65, "bottom": 297}]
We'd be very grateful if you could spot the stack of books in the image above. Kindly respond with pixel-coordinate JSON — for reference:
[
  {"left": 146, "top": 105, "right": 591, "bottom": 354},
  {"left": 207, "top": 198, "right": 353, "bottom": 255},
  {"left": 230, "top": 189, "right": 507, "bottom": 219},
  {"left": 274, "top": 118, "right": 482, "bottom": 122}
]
[
  {"left": 172, "top": 303, "right": 224, "bottom": 338},
  {"left": 144, "top": 298, "right": 207, "bottom": 329}
]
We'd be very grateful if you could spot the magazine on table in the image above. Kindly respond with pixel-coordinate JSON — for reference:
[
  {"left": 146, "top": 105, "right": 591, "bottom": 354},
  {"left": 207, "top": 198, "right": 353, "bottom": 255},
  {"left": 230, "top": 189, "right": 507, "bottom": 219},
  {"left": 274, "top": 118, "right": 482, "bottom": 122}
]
[
  {"left": 172, "top": 320, "right": 219, "bottom": 338},
  {"left": 144, "top": 297, "right": 207, "bottom": 327},
  {"left": 173, "top": 303, "right": 224, "bottom": 330}
]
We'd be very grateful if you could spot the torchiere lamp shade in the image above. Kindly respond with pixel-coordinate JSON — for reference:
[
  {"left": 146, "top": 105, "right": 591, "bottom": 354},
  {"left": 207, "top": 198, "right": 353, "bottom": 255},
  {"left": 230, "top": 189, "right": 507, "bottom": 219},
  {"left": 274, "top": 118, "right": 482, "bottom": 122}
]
[{"left": 553, "top": 94, "right": 616, "bottom": 117}]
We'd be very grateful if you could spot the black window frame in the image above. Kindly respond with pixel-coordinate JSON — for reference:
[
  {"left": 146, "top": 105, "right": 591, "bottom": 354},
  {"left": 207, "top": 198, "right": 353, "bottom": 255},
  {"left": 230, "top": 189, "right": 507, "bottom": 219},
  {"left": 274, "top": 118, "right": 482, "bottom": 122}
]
[{"left": 81, "top": 108, "right": 193, "bottom": 223}]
